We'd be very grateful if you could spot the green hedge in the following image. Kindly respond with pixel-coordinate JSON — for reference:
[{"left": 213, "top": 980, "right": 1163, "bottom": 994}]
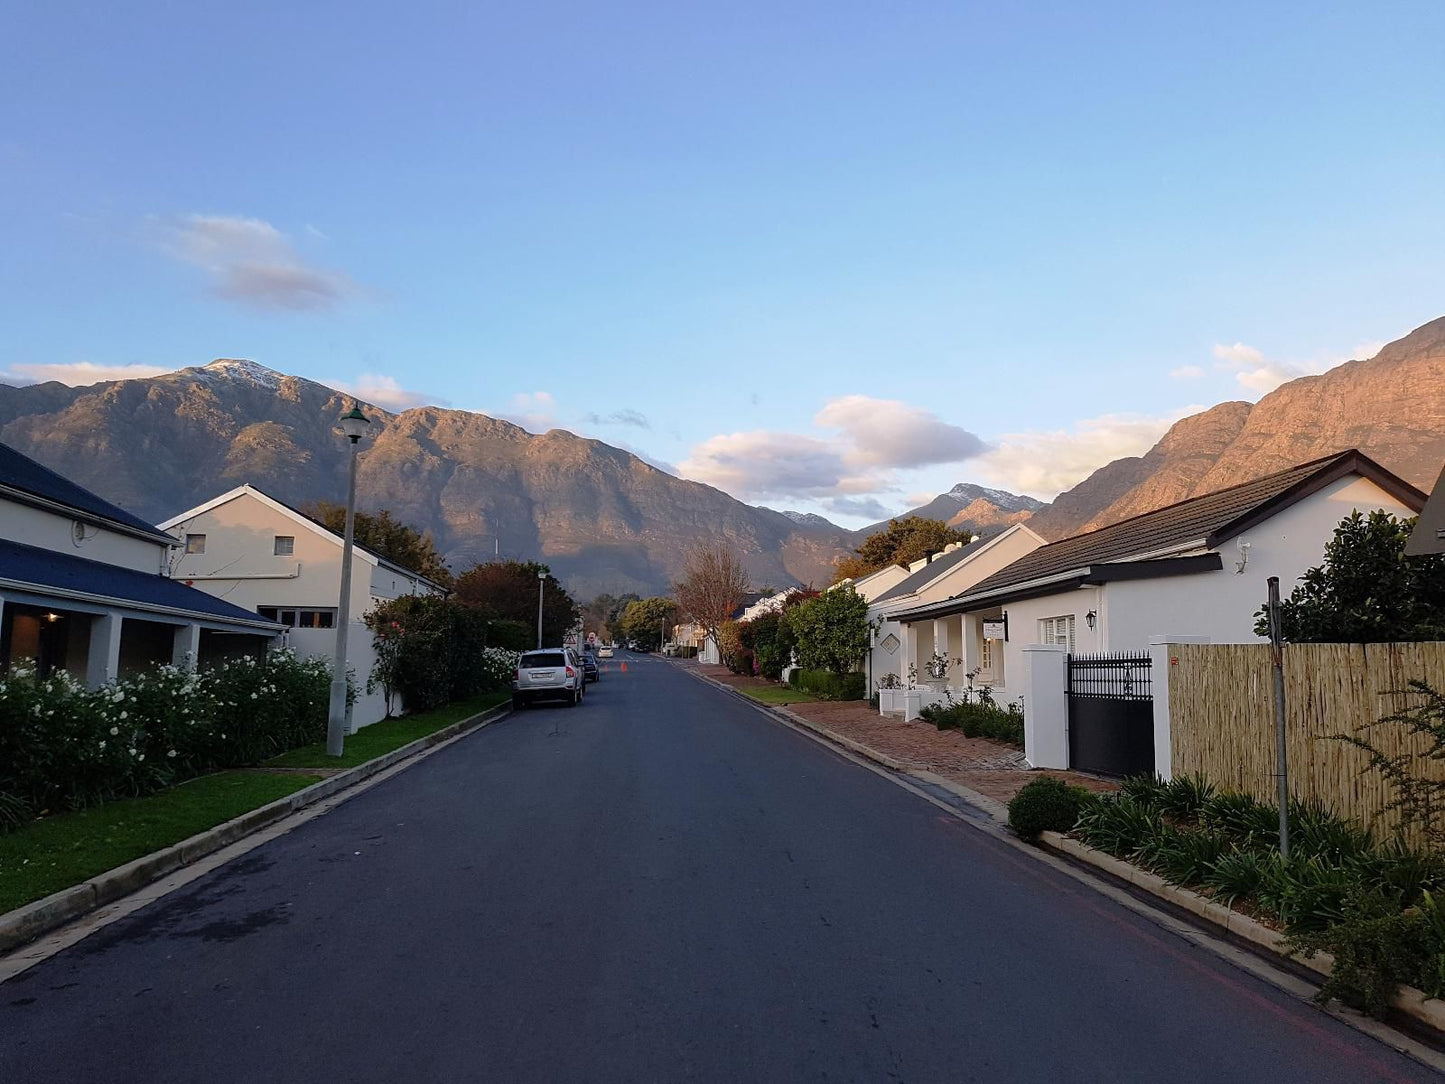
[
  {"left": 919, "top": 699, "right": 1024, "bottom": 745},
  {"left": 787, "top": 669, "right": 865, "bottom": 701},
  {"left": 1008, "top": 776, "right": 1091, "bottom": 840}
]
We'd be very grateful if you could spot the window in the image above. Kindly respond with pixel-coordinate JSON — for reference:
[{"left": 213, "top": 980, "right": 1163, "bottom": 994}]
[
  {"left": 273, "top": 535, "right": 295, "bottom": 556},
  {"left": 184, "top": 534, "right": 206, "bottom": 554},
  {"left": 1039, "top": 615, "right": 1076, "bottom": 651},
  {"left": 979, "top": 636, "right": 993, "bottom": 672},
  {"left": 258, "top": 607, "right": 335, "bottom": 629}
]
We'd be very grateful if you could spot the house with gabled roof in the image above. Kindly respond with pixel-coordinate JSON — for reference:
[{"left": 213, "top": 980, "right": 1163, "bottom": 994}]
[
  {"left": 0, "top": 442, "right": 282, "bottom": 685},
  {"left": 887, "top": 450, "right": 1427, "bottom": 719},
  {"left": 159, "top": 484, "right": 449, "bottom": 727},
  {"left": 863, "top": 523, "right": 1047, "bottom": 703},
  {"left": 1406, "top": 460, "right": 1445, "bottom": 556}
]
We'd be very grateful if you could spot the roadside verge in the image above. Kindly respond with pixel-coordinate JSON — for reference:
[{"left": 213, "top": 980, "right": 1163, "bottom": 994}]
[{"left": 0, "top": 701, "right": 511, "bottom": 955}]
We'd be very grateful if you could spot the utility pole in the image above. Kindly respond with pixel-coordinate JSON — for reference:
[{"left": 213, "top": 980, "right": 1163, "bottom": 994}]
[
  {"left": 1267, "top": 576, "right": 1291, "bottom": 858},
  {"left": 537, "top": 570, "right": 546, "bottom": 649}
]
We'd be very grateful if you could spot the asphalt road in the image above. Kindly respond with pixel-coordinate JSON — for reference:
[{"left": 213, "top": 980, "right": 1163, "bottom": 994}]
[{"left": 1, "top": 654, "right": 1437, "bottom": 1082}]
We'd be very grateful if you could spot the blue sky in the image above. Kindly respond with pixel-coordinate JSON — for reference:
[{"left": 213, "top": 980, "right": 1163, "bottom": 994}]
[{"left": 2, "top": 1, "right": 1442, "bottom": 525}]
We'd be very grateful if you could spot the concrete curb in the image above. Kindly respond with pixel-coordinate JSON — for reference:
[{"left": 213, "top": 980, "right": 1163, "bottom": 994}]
[
  {"left": 0, "top": 702, "right": 511, "bottom": 954},
  {"left": 678, "top": 665, "right": 1445, "bottom": 1039}
]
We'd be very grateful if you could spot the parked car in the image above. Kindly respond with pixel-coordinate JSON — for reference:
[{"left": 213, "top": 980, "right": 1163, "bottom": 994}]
[
  {"left": 581, "top": 652, "right": 600, "bottom": 683},
  {"left": 597, "top": 645, "right": 613, "bottom": 658},
  {"left": 513, "top": 648, "right": 585, "bottom": 708}
]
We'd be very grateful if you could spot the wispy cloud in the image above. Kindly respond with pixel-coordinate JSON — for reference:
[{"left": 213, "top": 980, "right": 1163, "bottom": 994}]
[
  {"left": 0, "top": 360, "right": 176, "bottom": 387},
  {"left": 162, "top": 214, "right": 364, "bottom": 312},
  {"left": 332, "top": 373, "right": 447, "bottom": 412},
  {"left": 583, "top": 408, "right": 651, "bottom": 429},
  {"left": 1169, "top": 364, "right": 1204, "bottom": 380}
]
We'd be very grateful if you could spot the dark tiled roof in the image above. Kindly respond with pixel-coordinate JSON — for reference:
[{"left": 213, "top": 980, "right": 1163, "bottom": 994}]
[
  {"left": 0, "top": 442, "right": 171, "bottom": 541},
  {"left": 957, "top": 450, "right": 1422, "bottom": 602},
  {"left": 0, "top": 538, "right": 282, "bottom": 628},
  {"left": 870, "top": 540, "right": 982, "bottom": 604},
  {"left": 729, "top": 592, "right": 768, "bottom": 619}
]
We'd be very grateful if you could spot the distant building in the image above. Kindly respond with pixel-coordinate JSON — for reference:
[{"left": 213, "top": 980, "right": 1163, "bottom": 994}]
[
  {"left": 1406, "top": 461, "right": 1445, "bottom": 556},
  {"left": 160, "top": 485, "right": 449, "bottom": 728},
  {"left": 0, "top": 443, "right": 281, "bottom": 685}
]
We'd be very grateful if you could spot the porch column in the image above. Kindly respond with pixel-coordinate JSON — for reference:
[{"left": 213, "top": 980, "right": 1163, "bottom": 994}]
[
  {"left": 932, "top": 619, "right": 946, "bottom": 659},
  {"left": 86, "top": 613, "right": 123, "bottom": 688},
  {"left": 172, "top": 623, "right": 201, "bottom": 670},
  {"left": 1022, "top": 644, "right": 1069, "bottom": 769},
  {"left": 900, "top": 622, "right": 915, "bottom": 684}
]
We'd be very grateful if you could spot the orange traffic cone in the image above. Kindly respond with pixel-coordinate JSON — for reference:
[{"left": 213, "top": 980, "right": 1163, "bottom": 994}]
[{"left": 621, "top": 662, "right": 628, "bottom": 673}]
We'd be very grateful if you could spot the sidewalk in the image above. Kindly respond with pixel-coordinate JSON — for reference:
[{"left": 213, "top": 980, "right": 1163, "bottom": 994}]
[{"left": 691, "top": 662, "right": 1114, "bottom": 804}]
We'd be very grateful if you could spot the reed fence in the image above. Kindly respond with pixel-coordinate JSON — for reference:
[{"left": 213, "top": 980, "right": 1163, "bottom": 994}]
[{"left": 1168, "top": 641, "right": 1445, "bottom": 842}]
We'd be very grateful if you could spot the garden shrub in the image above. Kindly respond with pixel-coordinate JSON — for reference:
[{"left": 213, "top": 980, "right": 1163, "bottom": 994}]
[
  {"left": 368, "top": 596, "right": 518, "bottom": 712},
  {"left": 918, "top": 699, "right": 1024, "bottom": 746},
  {"left": 1008, "top": 776, "right": 1092, "bottom": 840},
  {"left": 0, "top": 649, "right": 330, "bottom": 831},
  {"left": 787, "top": 668, "right": 865, "bottom": 701}
]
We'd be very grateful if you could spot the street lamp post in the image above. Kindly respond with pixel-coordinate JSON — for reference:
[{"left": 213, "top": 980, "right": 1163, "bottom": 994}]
[
  {"left": 327, "top": 404, "right": 371, "bottom": 757},
  {"left": 536, "top": 570, "right": 546, "bottom": 649}
]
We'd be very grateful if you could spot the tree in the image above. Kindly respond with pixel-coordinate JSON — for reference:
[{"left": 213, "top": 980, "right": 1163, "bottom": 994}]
[
  {"left": 788, "top": 584, "right": 870, "bottom": 675},
  {"left": 1254, "top": 510, "right": 1445, "bottom": 643},
  {"left": 582, "top": 592, "right": 640, "bottom": 642},
  {"left": 453, "top": 560, "right": 580, "bottom": 647},
  {"left": 835, "top": 517, "right": 972, "bottom": 582},
  {"left": 305, "top": 502, "right": 453, "bottom": 586},
  {"left": 618, "top": 597, "right": 677, "bottom": 650},
  {"left": 673, "top": 542, "right": 752, "bottom": 656}
]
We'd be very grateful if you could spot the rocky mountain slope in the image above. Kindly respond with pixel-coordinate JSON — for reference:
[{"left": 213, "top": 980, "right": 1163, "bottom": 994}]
[
  {"left": 0, "top": 360, "right": 853, "bottom": 597},
  {"left": 864, "top": 482, "right": 1045, "bottom": 538},
  {"left": 1028, "top": 316, "right": 1445, "bottom": 539}
]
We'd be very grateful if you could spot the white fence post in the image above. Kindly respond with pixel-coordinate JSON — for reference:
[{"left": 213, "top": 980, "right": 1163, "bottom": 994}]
[
  {"left": 1147, "top": 635, "right": 1210, "bottom": 781},
  {"left": 1023, "top": 644, "right": 1069, "bottom": 769}
]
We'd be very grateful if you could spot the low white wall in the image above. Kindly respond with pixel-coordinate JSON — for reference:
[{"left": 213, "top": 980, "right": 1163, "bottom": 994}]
[{"left": 287, "top": 624, "right": 400, "bottom": 730}]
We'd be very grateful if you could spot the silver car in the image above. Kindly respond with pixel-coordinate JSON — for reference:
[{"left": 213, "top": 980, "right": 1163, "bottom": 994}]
[{"left": 512, "top": 648, "right": 585, "bottom": 709}]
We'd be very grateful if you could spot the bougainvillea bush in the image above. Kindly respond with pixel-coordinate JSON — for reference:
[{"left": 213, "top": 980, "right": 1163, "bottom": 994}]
[{"left": 0, "top": 649, "right": 330, "bottom": 831}]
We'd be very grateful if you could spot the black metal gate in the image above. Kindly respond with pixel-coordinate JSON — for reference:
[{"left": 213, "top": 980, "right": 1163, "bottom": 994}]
[{"left": 1068, "top": 652, "right": 1154, "bottom": 778}]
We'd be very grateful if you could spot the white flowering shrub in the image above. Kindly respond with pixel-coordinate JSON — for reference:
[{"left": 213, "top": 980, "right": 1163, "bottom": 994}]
[
  {"left": 479, "top": 647, "right": 521, "bottom": 690},
  {"left": 0, "top": 649, "right": 331, "bottom": 830}
]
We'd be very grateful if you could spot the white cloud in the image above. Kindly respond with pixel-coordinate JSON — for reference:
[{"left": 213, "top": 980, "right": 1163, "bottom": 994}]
[
  {"left": 815, "top": 395, "right": 986, "bottom": 468},
  {"left": 906, "top": 490, "right": 938, "bottom": 507},
  {"left": 163, "top": 214, "right": 362, "bottom": 311},
  {"left": 1210, "top": 338, "right": 1384, "bottom": 396},
  {"left": 332, "top": 373, "right": 446, "bottom": 412},
  {"left": 497, "top": 391, "right": 558, "bottom": 432},
  {"left": 822, "top": 495, "right": 892, "bottom": 520},
  {"left": 972, "top": 411, "right": 1192, "bottom": 498},
  {"left": 1169, "top": 364, "right": 1204, "bottom": 380},
  {"left": 583, "top": 408, "right": 651, "bottom": 429},
  {"left": 680, "top": 396, "right": 985, "bottom": 505},
  {"left": 0, "top": 360, "right": 176, "bottom": 386}
]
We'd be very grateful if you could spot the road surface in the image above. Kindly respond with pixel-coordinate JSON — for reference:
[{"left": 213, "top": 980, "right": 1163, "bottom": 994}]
[{"left": 1, "top": 654, "right": 1436, "bottom": 1081}]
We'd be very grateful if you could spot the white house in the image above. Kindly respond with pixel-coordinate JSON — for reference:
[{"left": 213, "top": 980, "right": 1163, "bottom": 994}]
[
  {"left": 864, "top": 524, "right": 1047, "bottom": 705},
  {"left": 1407, "top": 459, "right": 1445, "bottom": 556},
  {"left": 0, "top": 443, "right": 282, "bottom": 685},
  {"left": 159, "top": 485, "right": 449, "bottom": 728},
  {"left": 887, "top": 450, "right": 1427, "bottom": 766}
]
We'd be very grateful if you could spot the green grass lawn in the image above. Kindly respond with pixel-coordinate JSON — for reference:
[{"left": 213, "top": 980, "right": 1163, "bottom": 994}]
[
  {"left": 264, "top": 690, "right": 511, "bottom": 770},
  {"left": 739, "top": 684, "right": 817, "bottom": 706},
  {"left": 0, "top": 771, "right": 322, "bottom": 914}
]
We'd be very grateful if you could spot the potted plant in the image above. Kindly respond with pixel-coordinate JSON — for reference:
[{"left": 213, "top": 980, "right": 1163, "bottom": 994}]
[{"left": 877, "top": 672, "right": 904, "bottom": 713}]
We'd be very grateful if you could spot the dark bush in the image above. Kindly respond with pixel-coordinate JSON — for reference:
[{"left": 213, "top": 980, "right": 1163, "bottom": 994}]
[
  {"left": 919, "top": 699, "right": 1024, "bottom": 746},
  {"left": 1008, "top": 776, "right": 1092, "bottom": 840},
  {"left": 787, "top": 669, "right": 865, "bottom": 701}
]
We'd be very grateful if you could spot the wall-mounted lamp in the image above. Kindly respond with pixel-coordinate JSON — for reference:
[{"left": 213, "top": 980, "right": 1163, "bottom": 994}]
[
  {"left": 44, "top": 612, "right": 60, "bottom": 623},
  {"left": 1085, "top": 610, "right": 1097, "bottom": 631}
]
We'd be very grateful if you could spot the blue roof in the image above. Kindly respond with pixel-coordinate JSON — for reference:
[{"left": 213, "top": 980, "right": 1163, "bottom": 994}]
[
  {"left": 0, "top": 442, "right": 172, "bottom": 541},
  {"left": 0, "top": 538, "right": 281, "bottom": 628}
]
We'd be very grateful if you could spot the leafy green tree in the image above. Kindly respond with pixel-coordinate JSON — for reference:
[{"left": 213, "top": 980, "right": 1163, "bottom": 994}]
[
  {"left": 453, "top": 560, "right": 580, "bottom": 647},
  {"left": 836, "top": 517, "right": 972, "bottom": 582},
  {"left": 1255, "top": 510, "right": 1445, "bottom": 643},
  {"left": 305, "top": 501, "right": 453, "bottom": 586},
  {"left": 619, "top": 596, "right": 677, "bottom": 650},
  {"left": 789, "top": 584, "right": 869, "bottom": 675}
]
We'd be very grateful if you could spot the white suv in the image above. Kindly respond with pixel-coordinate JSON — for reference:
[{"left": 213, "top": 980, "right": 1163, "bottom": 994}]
[{"left": 513, "top": 648, "right": 585, "bottom": 709}]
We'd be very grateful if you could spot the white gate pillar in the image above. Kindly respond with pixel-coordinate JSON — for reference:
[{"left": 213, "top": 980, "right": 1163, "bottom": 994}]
[{"left": 1023, "top": 644, "right": 1070, "bottom": 769}]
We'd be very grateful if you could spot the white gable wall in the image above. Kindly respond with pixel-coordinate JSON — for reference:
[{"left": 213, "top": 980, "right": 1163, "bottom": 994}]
[{"left": 2, "top": 495, "right": 168, "bottom": 573}]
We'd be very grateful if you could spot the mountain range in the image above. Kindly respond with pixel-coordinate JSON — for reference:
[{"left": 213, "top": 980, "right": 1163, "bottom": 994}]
[{"left": 2, "top": 316, "right": 1441, "bottom": 596}]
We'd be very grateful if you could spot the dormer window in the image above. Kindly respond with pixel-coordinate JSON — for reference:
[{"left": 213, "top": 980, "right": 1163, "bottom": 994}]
[
  {"left": 184, "top": 534, "right": 206, "bottom": 554},
  {"left": 274, "top": 535, "right": 295, "bottom": 556}
]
